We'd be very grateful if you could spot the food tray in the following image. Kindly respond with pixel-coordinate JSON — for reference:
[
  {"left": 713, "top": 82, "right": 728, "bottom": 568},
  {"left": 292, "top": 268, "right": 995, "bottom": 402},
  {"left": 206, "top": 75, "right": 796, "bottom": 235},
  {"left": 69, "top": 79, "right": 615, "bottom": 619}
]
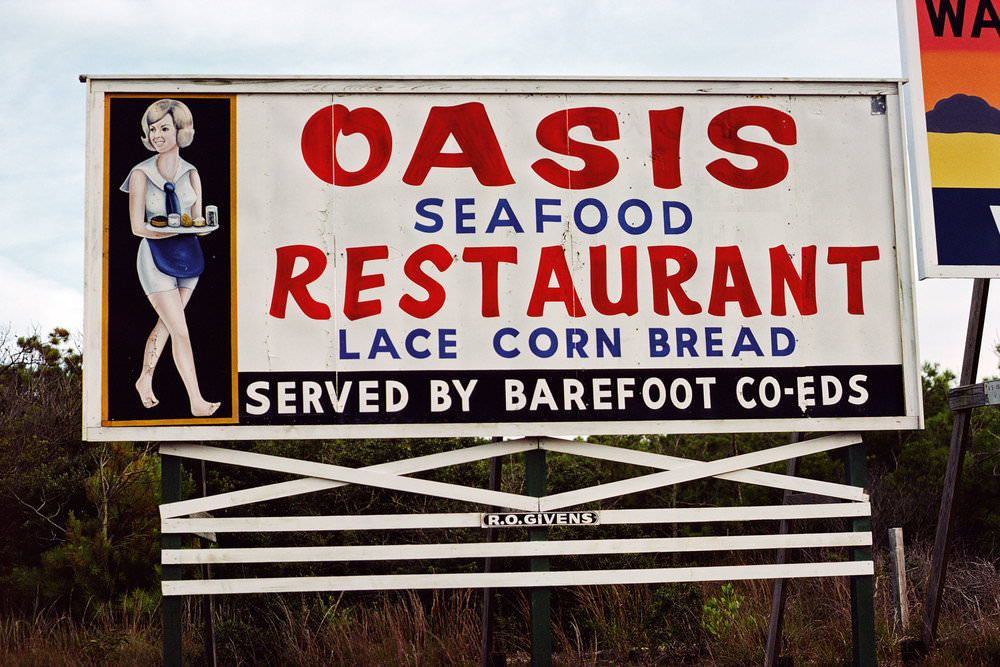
[{"left": 145, "top": 223, "right": 220, "bottom": 234}]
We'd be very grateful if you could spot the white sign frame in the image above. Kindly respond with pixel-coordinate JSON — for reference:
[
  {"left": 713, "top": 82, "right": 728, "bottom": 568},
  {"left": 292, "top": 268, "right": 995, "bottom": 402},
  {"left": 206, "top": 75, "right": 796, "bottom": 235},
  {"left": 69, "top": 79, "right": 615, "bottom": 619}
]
[
  {"left": 83, "top": 77, "right": 921, "bottom": 442},
  {"left": 898, "top": 0, "right": 1000, "bottom": 278}
]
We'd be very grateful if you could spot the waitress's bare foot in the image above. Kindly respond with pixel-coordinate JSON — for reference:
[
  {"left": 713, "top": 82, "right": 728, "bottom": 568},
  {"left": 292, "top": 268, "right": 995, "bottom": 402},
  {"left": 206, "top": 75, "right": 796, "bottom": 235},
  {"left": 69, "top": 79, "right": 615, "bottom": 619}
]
[
  {"left": 136, "top": 374, "right": 158, "bottom": 408},
  {"left": 191, "top": 399, "right": 221, "bottom": 417}
]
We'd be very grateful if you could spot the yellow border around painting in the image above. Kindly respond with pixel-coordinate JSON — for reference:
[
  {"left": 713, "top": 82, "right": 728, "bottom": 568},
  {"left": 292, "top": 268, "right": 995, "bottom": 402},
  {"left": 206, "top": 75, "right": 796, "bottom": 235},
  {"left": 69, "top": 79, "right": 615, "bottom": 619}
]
[
  {"left": 101, "top": 93, "right": 239, "bottom": 427},
  {"left": 101, "top": 101, "right": 111, "bottom": 424}
]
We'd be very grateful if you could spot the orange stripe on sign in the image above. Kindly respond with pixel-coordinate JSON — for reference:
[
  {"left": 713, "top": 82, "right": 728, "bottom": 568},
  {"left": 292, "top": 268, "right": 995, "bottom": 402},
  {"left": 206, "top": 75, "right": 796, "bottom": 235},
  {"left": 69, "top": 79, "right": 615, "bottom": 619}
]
[{"left": 920, "top": 50, "right": 1000, "bottom": 112}]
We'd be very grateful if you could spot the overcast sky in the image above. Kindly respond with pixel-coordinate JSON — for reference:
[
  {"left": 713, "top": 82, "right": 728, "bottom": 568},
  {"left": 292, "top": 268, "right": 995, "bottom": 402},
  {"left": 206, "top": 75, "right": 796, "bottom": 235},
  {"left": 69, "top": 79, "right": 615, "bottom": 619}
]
[{"left": 2, "top": 0, "right": 997, "bottom": 379}]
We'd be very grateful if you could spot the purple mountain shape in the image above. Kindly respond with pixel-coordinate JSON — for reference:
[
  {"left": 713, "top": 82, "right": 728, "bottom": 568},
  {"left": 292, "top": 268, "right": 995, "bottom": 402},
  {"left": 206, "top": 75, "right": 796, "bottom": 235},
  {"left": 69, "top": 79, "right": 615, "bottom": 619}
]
[{"left": 926, "top": 94, "right": 1000, "bottom": 134}]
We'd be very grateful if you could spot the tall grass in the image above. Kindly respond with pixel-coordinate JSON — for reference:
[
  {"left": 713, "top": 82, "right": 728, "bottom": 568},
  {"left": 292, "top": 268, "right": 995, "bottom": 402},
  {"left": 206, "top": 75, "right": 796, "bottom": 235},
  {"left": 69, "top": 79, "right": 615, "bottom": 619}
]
[
  {"left": 894, "top": 541, "right": 1000, "bottom": 666},
  {"left": 2, "top": 543, "right": 999, "bottom": 665},
  {"left": 254, "top": 590, "right": 481, "bottom": 666},
  {"left": 0, "top": 595, "right": 164, "bottom": 666}
]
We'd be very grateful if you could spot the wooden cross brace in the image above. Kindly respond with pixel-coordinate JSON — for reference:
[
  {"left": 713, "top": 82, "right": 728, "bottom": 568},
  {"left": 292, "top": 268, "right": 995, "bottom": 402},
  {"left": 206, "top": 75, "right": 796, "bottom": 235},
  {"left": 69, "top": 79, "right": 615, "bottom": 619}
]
[{"left": 160, "top": 432, "right": 864, "bottom": 518}]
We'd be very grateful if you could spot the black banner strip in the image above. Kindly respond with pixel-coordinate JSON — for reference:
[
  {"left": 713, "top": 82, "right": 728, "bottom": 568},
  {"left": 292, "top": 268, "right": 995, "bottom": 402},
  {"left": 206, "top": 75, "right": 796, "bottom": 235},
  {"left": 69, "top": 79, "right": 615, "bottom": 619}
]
[{"left": 238, "top": 365, "right": 904, "bottom": 426}]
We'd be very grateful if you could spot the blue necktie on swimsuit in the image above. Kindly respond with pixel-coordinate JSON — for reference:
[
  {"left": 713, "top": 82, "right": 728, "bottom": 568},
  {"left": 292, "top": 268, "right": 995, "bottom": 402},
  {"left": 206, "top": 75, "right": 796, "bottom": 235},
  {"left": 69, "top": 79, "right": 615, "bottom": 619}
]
[
  {"left": 164, "top": 182, "right": 180, "bottom": 215},
  {"left": 148, "top": 180, "right": 204, "bottom": 278}
]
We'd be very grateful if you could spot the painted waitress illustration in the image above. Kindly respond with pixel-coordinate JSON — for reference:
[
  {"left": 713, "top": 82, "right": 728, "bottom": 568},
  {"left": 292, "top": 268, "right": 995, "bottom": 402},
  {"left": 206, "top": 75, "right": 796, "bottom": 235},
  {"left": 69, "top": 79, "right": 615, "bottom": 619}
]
[{"left": 120, "top": 99, "right": 220, "bottom": 417}]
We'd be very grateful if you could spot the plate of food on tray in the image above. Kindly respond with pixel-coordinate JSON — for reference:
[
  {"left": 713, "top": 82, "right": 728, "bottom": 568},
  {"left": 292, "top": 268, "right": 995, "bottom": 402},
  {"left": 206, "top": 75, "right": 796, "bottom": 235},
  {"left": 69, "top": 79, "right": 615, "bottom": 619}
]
[{"left": 145, "top": 213, "right": 220, "bottom": 234}]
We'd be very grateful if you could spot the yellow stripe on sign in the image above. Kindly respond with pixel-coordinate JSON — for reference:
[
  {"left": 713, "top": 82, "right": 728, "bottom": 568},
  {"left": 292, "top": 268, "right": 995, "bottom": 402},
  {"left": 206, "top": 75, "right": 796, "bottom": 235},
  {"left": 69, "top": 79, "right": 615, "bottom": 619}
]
[{"left": 928, "top": 132, "right": 1000, "bottom": 189}]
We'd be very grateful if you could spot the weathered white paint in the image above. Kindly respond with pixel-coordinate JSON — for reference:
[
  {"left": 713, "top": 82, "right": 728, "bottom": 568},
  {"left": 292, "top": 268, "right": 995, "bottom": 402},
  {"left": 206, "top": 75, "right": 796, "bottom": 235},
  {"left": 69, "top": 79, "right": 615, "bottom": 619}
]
[
  {"left": 162, "top": 503, "right": 870, "bottom": 534},
  {"left": 162, "top": 561, "right": 874, "bottom": 596},
  {"left": 160, "top": 438, "right": 540, "bottom": 518},
  {"left": 540, "top": 438, "right": 867, "bottom": 501},
  {"left": 160, "top": 441, "right": 539, "bottom": 511},
  {"left": 163, "top": 531, "right": 871, "bottom": 565},
  {"left": 540, "top": 433, "right": 861, "bottom": 510},
  {"left": 158, "top": 435, "right": 862, "bottom": 518},
  {"left": 84, "top": 77, "right": 921, "bottom": 441},
  {"left": 156, "top": 434, "right": 873, "bottom": 597}
]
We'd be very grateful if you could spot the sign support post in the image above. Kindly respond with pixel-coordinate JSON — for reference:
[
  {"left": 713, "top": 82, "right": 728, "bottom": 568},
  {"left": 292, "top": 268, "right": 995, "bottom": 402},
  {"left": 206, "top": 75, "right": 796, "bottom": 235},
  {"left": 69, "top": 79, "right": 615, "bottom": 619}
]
[
  {"left": 526, "top": 447, "right": 552, "bottom": 667},
  {"left": 764, "top": 433, "right": 802, "bottom": 667},
  {"left": 846, "top": 441, "right": 875, "bottom": 667},
  {"left": 195, "top": 459, "right": 218, "bottom": 667},
  {"left": 921, "top": 278, "right": 990, "bottom": 649},
  {"left": 162, "top": 449, "right": 184, "bottom": 667},
  {"left": 479, "top": 447, "right": 503, "bottom": 667}
]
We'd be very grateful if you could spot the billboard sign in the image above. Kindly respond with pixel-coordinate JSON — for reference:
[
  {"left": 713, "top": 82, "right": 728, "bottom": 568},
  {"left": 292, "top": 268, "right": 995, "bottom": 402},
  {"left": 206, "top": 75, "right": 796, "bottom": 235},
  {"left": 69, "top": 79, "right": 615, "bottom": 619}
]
[
  {"left": 83, "top": 77, "right": 921, "bottom": 441},
  {"left": 899, "top": 0, "right": 1000, "bottom": 277}
]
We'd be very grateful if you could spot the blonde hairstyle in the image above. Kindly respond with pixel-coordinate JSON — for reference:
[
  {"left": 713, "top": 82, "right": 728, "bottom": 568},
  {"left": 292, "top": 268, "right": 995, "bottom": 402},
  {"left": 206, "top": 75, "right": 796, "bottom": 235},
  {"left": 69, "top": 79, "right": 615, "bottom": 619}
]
[{"left": 140, "top": 99, "right": 195, "bottom": 151}]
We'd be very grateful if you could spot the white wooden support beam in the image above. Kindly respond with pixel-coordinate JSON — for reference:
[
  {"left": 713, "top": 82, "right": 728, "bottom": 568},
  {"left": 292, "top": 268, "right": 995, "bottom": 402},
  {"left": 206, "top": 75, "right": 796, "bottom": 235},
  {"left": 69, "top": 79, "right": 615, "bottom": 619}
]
[
  {"left": 540, "top": 433, "right": 861, "bottom": 511},
  {"left": 161, "top": 478, "right": 350, "bottom": 520},
  {"left": 164, "top": 513, "right": 482, "bottom": 533},
  {"left": 159, "top": 441, "right": 540, "bottom": 512},
  {"left": 162, "top": 502, "right": 870, "bottom": 535},
  {"left": 163, "top": 560, "right": 874, "bottom": 596},
  {"left": 163, "top": 531, "right": 872, "bottom": 565},
  {"left": 539, "top": 439, "right": 867, "bottom": 502},
  {"left": 600, "top": 502, "right": 870, "bottom": 525},
  {"left": 161, "top": 439, "right": 540, "bottom": 518}
]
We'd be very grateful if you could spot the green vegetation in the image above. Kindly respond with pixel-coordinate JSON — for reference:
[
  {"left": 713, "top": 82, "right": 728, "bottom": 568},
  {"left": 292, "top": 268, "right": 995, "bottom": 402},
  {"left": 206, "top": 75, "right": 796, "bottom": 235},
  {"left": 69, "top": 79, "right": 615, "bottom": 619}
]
[
  {"left": 1, "top": 328, "right": 1000, "bottom": 664},
  {"left": 701, "top": 583, "right": 743, "bottom": 641}
]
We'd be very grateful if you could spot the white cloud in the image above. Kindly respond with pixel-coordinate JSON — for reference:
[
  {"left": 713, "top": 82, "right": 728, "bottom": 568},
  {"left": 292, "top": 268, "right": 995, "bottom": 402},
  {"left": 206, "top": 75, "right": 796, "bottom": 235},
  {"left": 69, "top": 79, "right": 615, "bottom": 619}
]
[{"left": 0, "top": 256, "right": 83, "bottom": 338}]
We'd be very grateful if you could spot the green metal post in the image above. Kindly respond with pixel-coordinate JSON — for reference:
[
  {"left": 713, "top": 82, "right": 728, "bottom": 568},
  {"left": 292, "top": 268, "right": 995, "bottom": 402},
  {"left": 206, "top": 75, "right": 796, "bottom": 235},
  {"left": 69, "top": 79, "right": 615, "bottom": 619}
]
[
  {"left": 162, "top": 451, "right": 183, "bottom": 667},
  {"left": 525, "top": 447, "right": 551, "bottom": 667},
  {"left": 846, "top": 442, "right": 876, "bottom": 667},
  {"left": 480, "top": 445, "right": 503, "bottom": 667}
]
